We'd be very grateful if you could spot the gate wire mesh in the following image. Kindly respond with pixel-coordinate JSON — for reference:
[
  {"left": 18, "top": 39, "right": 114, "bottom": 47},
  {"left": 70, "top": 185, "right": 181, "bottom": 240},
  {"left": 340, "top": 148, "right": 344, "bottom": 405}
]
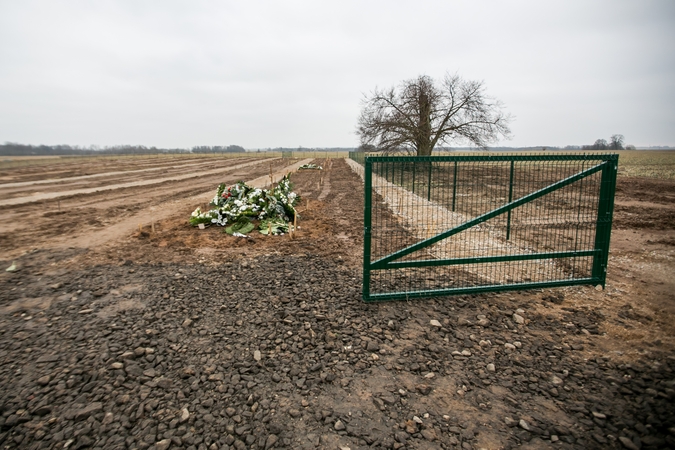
[{"left": 351, "top": 153, "right": 618, "bottom": 302}]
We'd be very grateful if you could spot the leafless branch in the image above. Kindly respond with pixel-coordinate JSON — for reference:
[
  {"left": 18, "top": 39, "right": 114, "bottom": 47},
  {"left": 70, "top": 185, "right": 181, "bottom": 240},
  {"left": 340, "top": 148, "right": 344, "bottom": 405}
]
[{"left": 357, "top": 73, "right": 512, "bottom": 155}]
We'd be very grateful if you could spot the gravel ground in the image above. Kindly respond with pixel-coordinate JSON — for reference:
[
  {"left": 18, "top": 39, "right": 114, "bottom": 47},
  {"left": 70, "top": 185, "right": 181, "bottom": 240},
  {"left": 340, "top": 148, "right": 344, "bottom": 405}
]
[
  {"left": 1, "top": 159, "right": 674, "bottom": 450},
  {"left": 2, "top": 250, "right": 674, "bottom": 450}
]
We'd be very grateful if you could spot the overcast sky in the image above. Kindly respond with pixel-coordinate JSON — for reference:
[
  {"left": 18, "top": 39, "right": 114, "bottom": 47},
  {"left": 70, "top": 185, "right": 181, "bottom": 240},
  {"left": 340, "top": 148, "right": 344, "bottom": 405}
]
[{"left": 1, "top": 0, "right": 674, "bottom": 149}]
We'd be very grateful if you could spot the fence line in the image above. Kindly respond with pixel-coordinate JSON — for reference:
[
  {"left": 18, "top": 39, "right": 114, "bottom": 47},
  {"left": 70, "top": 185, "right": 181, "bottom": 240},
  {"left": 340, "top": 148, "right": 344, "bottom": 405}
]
[{"left": 346, "top": 159, "right": 567, "bottom": 286}]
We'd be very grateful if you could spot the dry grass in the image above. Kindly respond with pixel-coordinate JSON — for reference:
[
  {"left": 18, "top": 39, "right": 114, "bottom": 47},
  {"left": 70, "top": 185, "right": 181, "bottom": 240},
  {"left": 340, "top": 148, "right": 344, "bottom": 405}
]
[{"left": 613, "top": 150, "right": 675, "bottom": 179}]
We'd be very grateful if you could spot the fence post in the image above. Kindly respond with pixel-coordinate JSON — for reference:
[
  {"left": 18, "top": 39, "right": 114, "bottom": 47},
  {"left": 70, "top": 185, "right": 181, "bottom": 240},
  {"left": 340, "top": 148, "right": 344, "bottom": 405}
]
[
  {"left": 452, "top": 161, "right": 458, "bottom": 212},
  {"left": 412, "top": 162, "right": 416, "bottom": 194},
  {"left": 506, "top": 160, "right": 515, "bottom": 240},
  {"left": 427, "top": 161, "right": 433, "bottom": 201},
  {"left": 591, "top": 157, "right": 618, "bottom": 287},
  {"left": 363, "top": 158, "right": 373, "bottom": 301}
]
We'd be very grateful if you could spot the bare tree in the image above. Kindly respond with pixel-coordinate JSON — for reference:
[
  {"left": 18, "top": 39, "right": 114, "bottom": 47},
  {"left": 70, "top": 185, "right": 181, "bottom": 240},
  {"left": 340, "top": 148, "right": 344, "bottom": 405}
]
[
  {"left": 609, "top": 134, "right": 625, "bottom": 150},
  {"left": 357, "top": 74, "right": 511, "bottom": 155}
]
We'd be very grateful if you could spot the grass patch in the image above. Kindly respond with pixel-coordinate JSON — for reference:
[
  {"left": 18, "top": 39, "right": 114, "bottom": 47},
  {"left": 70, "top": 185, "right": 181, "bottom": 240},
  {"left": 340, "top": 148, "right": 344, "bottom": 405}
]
[{"left": 615, "top": 150, "right": 675, "bottom": 180}]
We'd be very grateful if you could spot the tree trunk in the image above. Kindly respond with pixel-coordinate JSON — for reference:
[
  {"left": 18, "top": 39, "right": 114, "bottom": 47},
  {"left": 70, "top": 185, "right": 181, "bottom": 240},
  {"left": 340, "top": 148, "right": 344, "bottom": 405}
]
[
  {"left": 416, "top": 90, "right": 433, "bottom": 156},
  {"left": 417, "top": 141, "right": 433, "bottom": 156}
]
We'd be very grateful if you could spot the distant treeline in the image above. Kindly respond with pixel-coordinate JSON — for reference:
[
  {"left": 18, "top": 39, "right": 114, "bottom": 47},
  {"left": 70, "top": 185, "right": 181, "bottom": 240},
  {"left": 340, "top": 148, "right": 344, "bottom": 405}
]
[
  {"left": 2, "top": 141, "right": 670, "bottom": 157},
  {"left": 0, "top": 143, "right": 357, "bottom": 157},
  {"left": 261, "top": 147, "right": 357, "bottom": 152},
  {"left": 580, "top": 135, "right": 628, "bottom": 151},
  {"left": 191, "top": 145, "right": 245, "bottom": 153},
  {"left": 0, "top": 143, "right": 190, "bottom": 156}
]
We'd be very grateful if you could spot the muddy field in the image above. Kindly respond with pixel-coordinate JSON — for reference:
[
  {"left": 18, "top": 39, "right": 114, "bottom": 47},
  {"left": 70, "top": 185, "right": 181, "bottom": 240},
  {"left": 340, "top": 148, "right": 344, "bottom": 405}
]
[{"left": 0, "top": 154, "right": 674, "bottom": 450}]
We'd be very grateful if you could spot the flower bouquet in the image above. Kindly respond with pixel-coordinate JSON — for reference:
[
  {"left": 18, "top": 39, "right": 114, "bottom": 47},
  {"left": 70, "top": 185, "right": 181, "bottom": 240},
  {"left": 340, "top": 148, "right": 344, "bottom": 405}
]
[
  {"left": 190, "top": 174, "right": 299, "bottom": 235},
  {"left": 298, "top": 163, "right": 322, "bottom": 170}
]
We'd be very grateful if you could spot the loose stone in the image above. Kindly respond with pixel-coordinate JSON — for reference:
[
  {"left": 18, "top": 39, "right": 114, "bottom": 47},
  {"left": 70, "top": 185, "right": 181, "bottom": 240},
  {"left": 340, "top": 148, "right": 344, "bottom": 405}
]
[
  {"left": 618, "top": 436, "right": 640, "bottom": 450},
  {"left": 265, "top": 435, "right": 278, "bottom": 449},
  {"left": 180, "top": 407, "right": 190, "bottom": 423},
  {"left": 74, "top": 402, "right": 103, "bottom": 421},
  {"left": 366, "top": 341, "right": 380, "bottom": 351},
  {"left": 156, "top": 438, "right": 172, "bottom": 450}
]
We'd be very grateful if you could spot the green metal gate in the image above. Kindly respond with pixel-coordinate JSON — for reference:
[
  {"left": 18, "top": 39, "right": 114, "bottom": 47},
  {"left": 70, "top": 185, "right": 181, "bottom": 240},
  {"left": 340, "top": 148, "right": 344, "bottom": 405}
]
[{"left": 353, "top": 153, "right": 618, "bottom": 302}]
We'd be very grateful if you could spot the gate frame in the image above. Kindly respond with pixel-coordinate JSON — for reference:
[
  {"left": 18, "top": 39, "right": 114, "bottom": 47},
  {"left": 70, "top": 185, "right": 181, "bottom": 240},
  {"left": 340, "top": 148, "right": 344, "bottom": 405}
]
[{"left": 361, "top": 153, "right": 619, "bottom": 302}]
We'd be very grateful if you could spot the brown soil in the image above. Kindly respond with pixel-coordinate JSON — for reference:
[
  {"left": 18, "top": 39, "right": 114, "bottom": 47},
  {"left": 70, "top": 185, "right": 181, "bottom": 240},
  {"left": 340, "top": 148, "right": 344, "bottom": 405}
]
[
  {"left": 0, "top": 156, "right": 674, "bottom": 449},
  {"left": 1, "top": 157, "right": 674, "bottom": 368},
  {"left": 0, "top": 156, "right": 302, "bottom": 256}
]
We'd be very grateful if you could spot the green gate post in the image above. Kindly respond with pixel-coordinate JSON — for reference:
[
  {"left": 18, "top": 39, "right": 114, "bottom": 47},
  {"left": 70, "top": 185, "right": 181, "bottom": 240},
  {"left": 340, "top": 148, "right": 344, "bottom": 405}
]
[
  {"left": 363, "top": 158, "right": 373, "bottom": 301},
  {"left": 452, "top": 161, "right": 458, "bottom": 212},
  {"left": 591, "top": 158, "right": 618, "bottom": 287},
  {"left": 506, "top": 160, "right": 515, "bottom": 240},
  {"left": 412, "top": 162, "right": 416, "bottom": 194},
  {"left": 427, "top": 161, "right": 433, "bottom": 201}
]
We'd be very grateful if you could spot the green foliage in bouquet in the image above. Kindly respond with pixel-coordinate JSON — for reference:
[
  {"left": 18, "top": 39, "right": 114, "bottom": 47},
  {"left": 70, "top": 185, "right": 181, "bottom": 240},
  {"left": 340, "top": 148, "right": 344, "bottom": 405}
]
[
  {"left": 224, "top": 218, "right": 255, "bottom": 236},
  {"left": 258, "top": 219, "right": 289, "bottom": 235},
  {"left": 189, "top": 174, "right": 299, "bottom": 236},
  {"left": 298, "top": 163, "right": 323, "bottom": 170}
]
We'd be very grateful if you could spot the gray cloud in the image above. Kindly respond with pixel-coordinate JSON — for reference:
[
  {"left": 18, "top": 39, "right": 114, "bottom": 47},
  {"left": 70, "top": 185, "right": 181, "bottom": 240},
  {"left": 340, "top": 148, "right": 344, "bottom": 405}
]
[{"left": 1, "top": 0, "right": 673, "bottom": 148}]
